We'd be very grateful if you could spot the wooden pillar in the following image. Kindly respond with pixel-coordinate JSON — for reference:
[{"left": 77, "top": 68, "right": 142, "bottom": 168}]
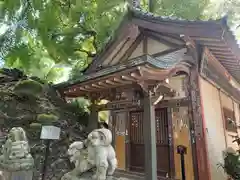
[
  {"left": 189, "top": 68, "right": 210, "bottom": 180},
  {"left": 88, "top": 102, "right": 99, "bottom": 131},
  {"left": 109, "top": 111, "right": 116, "bottom": 146},
  {"left": 143, "top": 91, "right": 157, "bottom": 180}
]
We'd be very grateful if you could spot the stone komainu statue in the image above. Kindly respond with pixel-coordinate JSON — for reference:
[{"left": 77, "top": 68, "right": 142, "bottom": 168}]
[
  {"left": 62, "top": 128, "right": 117, "bottom": 180},
  {"left": 0, "top": 127, "right": 34, "bottom": 171},
  {"left": 3, "top": 127, "right": 29, "bottom": 159}
]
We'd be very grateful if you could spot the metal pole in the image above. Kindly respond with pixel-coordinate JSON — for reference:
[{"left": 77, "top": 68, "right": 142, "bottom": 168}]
[
  {"left": 41, "top": 140, "right": 51, "bottom": 180},
  {"left": 177, "top": 145, "right": 187, "bottom": 180},
  {"left": 180, "top": 152, "right": 186, "bottom": 180}
]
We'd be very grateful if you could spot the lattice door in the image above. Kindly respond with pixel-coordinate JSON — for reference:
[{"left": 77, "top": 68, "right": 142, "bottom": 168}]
[{"left": 129, "top": 108, "right": 170, "bottom": 177}]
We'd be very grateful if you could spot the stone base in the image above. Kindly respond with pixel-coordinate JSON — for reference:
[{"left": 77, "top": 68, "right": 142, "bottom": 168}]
[
  {"left": 0, "top": 155, "right": 34, "bottom": 171},
  {"left": 61, "top": 172, "right": 122, "bottom": 180},
  {"left": 2, "top": 170, "right": 33, "bottom": 180}
]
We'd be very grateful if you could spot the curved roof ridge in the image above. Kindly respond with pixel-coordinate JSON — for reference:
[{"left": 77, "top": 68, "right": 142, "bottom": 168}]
[{"left": 129, "top": 6, "right": 228, "bottom": 25}]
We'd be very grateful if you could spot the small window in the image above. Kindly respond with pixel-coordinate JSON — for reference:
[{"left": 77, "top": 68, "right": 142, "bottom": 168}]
[{"left": 223, "top": 107, "right": 237, "bottom": 133}]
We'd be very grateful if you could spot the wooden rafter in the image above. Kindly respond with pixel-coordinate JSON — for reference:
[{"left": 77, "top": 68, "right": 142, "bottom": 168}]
[
  {"left": 105, "top": 79, "right": 120, "bottom": 86},
  {"left": 121, "top": 75, "right": 137, "bottom": 82},
  {"left": 103, "top": 37, "right": 131, "bottom": 66},
  {"left": 120, "top": 34, "right": 144, "bottom": 63},
  {"left": 113, "top": 77, "right": 131, "bottom": 84},
  {"left": 144, "top": 30, "right": 184, "bottom": 47}
]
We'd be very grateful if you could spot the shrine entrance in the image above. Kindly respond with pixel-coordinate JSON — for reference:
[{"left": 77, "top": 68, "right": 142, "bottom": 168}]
[
  {"left": 58, "top": 50, "right": 197, "bottom": 179},
  {"left": 129, "top": 108, "right": 171, "bottom": 177}
]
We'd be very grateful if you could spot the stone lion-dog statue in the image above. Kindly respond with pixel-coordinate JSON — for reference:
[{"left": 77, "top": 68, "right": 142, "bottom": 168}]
[{"left": 62, "top": 128, "right": 117, "bottom": 180}]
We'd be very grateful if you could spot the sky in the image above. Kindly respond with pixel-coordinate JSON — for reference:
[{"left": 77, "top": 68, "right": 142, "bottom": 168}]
[{"left": 0, "top": 24, "right": 8, "bottom": 36}]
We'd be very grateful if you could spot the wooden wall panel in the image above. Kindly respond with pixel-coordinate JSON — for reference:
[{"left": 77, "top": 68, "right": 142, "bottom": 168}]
[
  {"left": 199, "top": 77, "right": 227, "bottom": 180},
  {"left": 114, "top": 111, "right": 126, "bottom": 170},
  {"left": 147, "top": 38, "right": 170, "bottom": 55},
  {"left": 172, "top": 107, "right": 194, "bottom": 180}
]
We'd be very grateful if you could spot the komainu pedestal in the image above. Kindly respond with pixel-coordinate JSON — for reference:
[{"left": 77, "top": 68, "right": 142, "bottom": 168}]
[
  {"left": 0, "top": 127, "right": 34, "bottom": 180},
  {"left": 61, "top": 128, "right": 118, "bottom": 180}
]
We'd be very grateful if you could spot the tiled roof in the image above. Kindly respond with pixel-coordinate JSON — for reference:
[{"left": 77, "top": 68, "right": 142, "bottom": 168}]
[
  {"left": 130, "top": 8, "right": 240, "bottom": 83},
  {"left": 131, "top": 7, "right": 223, "bottom": 24},
  {"left": 54, "top": 7, "right": 240, "bottom": 89}
]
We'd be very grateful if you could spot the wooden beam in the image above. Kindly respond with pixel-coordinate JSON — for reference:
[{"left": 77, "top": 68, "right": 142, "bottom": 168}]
[
  {"left": 98, "top": 82, "right": 110, "bottom": 88},
  {"left": 105, "top": 80, "right": 120, "bottom": 86},
  {"left": 218, "top": 59, "right": 240, "bottom": 65},
  {"left": 121, "top": 75, "right": 137, "bottom": 82},
  {"left": 190, "top": 67, "right": 211, "bottom": 180},
  {"left": 96, "top": 98, "right": 190, "bottom": 111},
  {"left": 210, "top": 50, "right": 232, "bottom": 54},
  {"left": 92, "top": 84, "right": 105, "bottom": 89},
  {"left": 145, "top": 31, "right": 183, "bottom": 47},
  {"left": 132, "top": 18, "right": 223, "bottom": 39},
  {"left": 71, "top": 88, "right": 78, "bottom": 92},
  {"left": 191, "top": 37, "right": 221, "bottom": 42},
  {"left": 214, "top": 55, "right": 236, "bottom": 59},
  {"left": 213, "top": 52, "right": 234, "bottom": 56},
  {"left": 197, "top": 41, "right": 227, "bottom": 47},
  {"left": 216, "top": 57, "right": 236, "bottom": 62},
  {"left": 152, "top": 47, "right": 185, "bottom": 58},
  {"left": 157, "top": 32, "right": 186, "bottom": 43},
  {"left": 143, "top": 91, "right": 157, "bottom": 180},
  {"left": 138, "top": 66, "right": 173, "bottom": 81},
  {"left": 110, "top": 38, "right": 137, "bottom": 65},
  {"left": 143, "top": 35, "right": 148, "bottom": 54},
  {"left": 105, "top": 37, "right": 131, "bottom": 65},
  {"left": 224, "top": 67, "right": 240, "bottom": 72},
  {"left": 79, "top": 87, "right": 87, "bottom": 91},
  {"left": 113, "top": 77, "right": 130, "bottom": 84},
  {"left": 84, "top": 85, "right": 96, "bottom": 91},
  {"left": 219, "top": 62, "right": 240, "bottom": 67},
  {"left": 131, "top": 72, "right": 143, "bottom": 80},
  {"left": 120, "top": 34, "right": 144, "bottom": 63},
  {"left": 208, "top": 46, "right": 231, "bottom": 51}
]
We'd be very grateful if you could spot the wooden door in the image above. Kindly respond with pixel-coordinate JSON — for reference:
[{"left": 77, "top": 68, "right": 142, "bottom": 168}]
[
  {"left": 115, "top": 112, "right": 126, "bottom": 170},
  {"left": 172, "top": 107, "right": 194, "bottom": 180},
  {"left": 129, "top": 108, "right": 170, "bottom": 177}
]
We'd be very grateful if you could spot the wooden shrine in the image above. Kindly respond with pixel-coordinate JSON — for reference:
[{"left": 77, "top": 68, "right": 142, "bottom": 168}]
[{"left": 55, "top": 8, "right": 240, "bottom": 180}]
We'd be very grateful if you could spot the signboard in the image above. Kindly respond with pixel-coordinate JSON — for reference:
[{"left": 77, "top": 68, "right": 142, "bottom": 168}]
[{"left": 40, "top": 126, "right": 61, "bottom": 140}]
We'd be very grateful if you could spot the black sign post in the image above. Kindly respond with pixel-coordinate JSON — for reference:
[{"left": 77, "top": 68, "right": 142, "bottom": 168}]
[
  {"left": 177, "top": 145, "right": 187, "bottom": 180},
  {"left": 41, "top": 140, "right": 51, "bottom": 180},
  {"left": 40, "top": 126, "right": 61, "bottom": 180}
]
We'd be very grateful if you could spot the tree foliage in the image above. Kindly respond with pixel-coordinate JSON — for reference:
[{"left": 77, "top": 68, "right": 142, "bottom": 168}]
[
  {"left": 220, "top": 138, "right": 240, "bottom": 180},
  {"left": 0, "top": 0, "right": 239, "bottom": 83},
  {"left": 141, "top": 0, "right": 210, "bottom": 20},
  {"left": 0, "top": 0, "right": 127, "bottom": 82}
]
